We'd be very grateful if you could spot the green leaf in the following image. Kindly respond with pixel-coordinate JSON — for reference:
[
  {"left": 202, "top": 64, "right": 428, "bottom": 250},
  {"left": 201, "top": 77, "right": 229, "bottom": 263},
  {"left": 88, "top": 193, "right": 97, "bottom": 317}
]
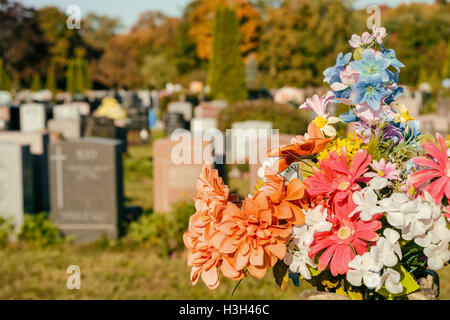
[
  {"left": 377, "top": 265, "right": 420, "bottom": 299},
  {"left": 307, "top": 265, "right": 322, "bottom": 277},
  {"left": 273, "top": 259, "right": 288, "bottom": 289}
]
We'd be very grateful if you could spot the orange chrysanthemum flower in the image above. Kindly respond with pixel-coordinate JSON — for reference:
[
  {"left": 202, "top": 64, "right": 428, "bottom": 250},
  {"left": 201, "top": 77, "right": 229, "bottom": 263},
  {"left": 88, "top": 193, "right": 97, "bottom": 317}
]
[
  {"left": 183, "top": 232, "right": 244, "bottom": 290},
  {"left": 260, "top": 168, "right": 306, "bottom": 225},
  {"left": 189, "top": 163, "right": 230, "bottom": 239},
  {"left": 268, "top": 122, "right": 333, "bottom": 172},
  {"left": 213, "top": 192, "right": 291, "bottom": 279}
]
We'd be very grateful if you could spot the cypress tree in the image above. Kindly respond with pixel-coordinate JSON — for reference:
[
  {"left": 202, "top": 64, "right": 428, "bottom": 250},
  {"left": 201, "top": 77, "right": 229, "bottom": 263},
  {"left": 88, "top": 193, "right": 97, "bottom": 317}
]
[
  {"left": 208, "top": 6, "right": 247, "bottom": 104},
  {"left": 73, "top": 58, "right": 84, "bottom": 94},
  {"left": 82, "top": 59, "right": 92, "bottom": 90},
  {"left": 45, "top": 62, "right": 56, "bottom": 93},
  {"left": 30, "top": 72, "right": 42, "bottom": 92},
  {"left": 0, "top": 59, "right": 11, "bottom": 91},
  {"left": 66, "top": 60, "right": 74, "bottom": 94}
]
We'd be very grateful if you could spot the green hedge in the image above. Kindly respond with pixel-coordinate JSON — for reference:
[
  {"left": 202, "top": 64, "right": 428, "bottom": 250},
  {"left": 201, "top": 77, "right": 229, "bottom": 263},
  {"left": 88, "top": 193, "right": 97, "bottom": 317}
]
[{"left": 218, "top": 99, "right": 311, "bottom": 134}]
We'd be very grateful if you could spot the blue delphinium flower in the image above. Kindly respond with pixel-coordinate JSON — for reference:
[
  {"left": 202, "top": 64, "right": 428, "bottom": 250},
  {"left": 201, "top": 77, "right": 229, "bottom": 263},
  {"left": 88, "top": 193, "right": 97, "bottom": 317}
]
[
  {"left": 323, "top": 52, "right": 352, "bottom": 85},
  {"left": 352, "top": 75, "right": 390, "bottom": 110},
  {"left": 339, "top": 109, "right": 359, "bottom": 123},
  {"left": 349, "top": 49, "right": 391, "bottom": 82},
  {"left": 400, "top": 120, "right": 421, "bottom": 141},
  {"left": 382, "top": 45, "right": 405, "bottom": 71},
  {"left": 385, "top": 86, "right": 404, "bottom": 105}
]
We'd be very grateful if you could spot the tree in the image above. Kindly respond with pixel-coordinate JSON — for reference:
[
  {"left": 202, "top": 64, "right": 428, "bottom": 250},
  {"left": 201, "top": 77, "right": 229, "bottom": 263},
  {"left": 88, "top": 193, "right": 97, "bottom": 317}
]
[
  {"left": 0, "top": 58, "right": 11, "bottom": 91},
  {"left": 92, "top": 36, "right": 142, "bottom": 90},
  {"left": 189, "top": 0, "right": 261, "bottom": 60},
  {"left": 245, "top": 52, "right": 259, "bottom": 89},
  {"left": 45, "top": 61, "right": 56, "bottom": 93},
  {"left": 258, "top": 0, "right": 354, "bottom": 88},
  {"left": 141, "top": 54, "right": 177, "bottom": 89},
  {"left": 81, "top": 13, "right": 121, "bottom": 51},
  {"left": 208, "top": 6, "right": 248, "bottom": 103},
  {"left": 66, "top": 60, "right": 74, "bottom": 93},
  {"left": 30, "top": 72, "right": 42, "bottom": 92},
  {"left": 0, "top": 0, "right": 48, "bottom": 85}
]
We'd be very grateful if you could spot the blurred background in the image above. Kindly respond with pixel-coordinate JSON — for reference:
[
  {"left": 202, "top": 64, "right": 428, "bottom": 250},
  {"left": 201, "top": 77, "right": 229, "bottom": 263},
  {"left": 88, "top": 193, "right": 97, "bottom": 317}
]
[{"left": 0, "top": 0, "right": 448, "bottom": 299}]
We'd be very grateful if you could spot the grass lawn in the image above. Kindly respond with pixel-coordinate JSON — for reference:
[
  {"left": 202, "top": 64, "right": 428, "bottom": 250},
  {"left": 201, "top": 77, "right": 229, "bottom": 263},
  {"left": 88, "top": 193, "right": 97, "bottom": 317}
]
[{"left": 0, "top": 245, "right": 448, "bottom": 300}]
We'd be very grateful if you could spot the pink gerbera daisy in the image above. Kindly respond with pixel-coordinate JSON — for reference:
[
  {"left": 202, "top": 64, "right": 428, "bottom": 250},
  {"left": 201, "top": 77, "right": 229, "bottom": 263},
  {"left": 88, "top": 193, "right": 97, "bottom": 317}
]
[
  {"left": 305, "top": 148, "right": 372, "bottom": 216},
  {"left": 309, "top": 203, "right": 381, "bottom": 276},
  {"left": 364, "top": 158, "right": 400, "bottom": 180},
  {"left": 409, "top": 133, "right": 450, "bottom": 204}
]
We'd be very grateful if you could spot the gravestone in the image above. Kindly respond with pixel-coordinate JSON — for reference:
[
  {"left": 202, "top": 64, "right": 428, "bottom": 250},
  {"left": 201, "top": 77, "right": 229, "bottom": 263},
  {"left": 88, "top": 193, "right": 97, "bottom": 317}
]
[
  {"left": 194, "top": 101, "right": 227, "bottom": 119},
  {"left": 0, "top": 106, "right": 10, "bottom": 130},
  {"left": 53, "top": 104, "right": 80, "bottom": 120},
  {"left": 85, "top": 116, "right": 116, "bottom": 138},
  {"left": 49, "top": 138, "right": 124, "bottom": 243},
  {"left": 229, "top": 121, "right": 273, "bottom": 164},
  {"left": 0, "top": 142, "right": 34, "bottom": 230},
  {"left": 168, "top": 101, "right": 193, "bottom": 121},
  {"left": 163, "top": 113, "right": 186, "bottom": 135},
  {"left": 153, "top": 137, "right": 214, "bottom": 213},
  {"left": 0, "top": 132, "right": 50, "bottom": 212},
  {"left": 48, "top": 118, "right": 82, "bottom": 140},
  {"left": 190, "top": 118, "right": 218, "bottom": 134},
  {"left": 20, "top": 103, "right": 46, "bottom": 132}
]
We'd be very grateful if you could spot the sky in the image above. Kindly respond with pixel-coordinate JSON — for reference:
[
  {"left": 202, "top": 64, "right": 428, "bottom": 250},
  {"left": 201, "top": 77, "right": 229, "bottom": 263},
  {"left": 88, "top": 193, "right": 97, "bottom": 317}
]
[{"left": 18, "top": 0, "right": 436, "bottom": 32}]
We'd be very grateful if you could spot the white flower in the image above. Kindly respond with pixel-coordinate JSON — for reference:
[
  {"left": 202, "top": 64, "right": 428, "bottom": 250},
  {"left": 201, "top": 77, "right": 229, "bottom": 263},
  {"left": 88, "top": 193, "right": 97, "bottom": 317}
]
[
  {"left": 291, "top": 225, "right": 315, "bottom": 248},
  {"left": 350, "top": 189, "right": 383, "bottom": 221},
  {"left": 305, "top": 205, "right": 332, "bottom": 232},
  {"left": 377, "top": 268, "right": 403, "bottom": 294},
  {"left": 347, "top": 252, "right": 382, "bottom": 289},
  {"left": 285, "top": 225, "right": 316, "bottom": 279},
  {"left": 372, "top": 229, "right": 402, "bottom": 268},
  {"left": 379, "top": 193, "right": 409, "bottom": 213},
  {"left": 257, "top": 158, "right": 278, "bottom": 179},
  {"left": 284, "top": 247, "right": 316, "bottom": 280},
  {"left": 424, "top": 241, "right": 450, "bottom": 270},
  {"left": 415, "top": 216, "right": 450, "bottom": 248},
  {"left": 368, "top": 176, "right": 388, "bottom": 190}
]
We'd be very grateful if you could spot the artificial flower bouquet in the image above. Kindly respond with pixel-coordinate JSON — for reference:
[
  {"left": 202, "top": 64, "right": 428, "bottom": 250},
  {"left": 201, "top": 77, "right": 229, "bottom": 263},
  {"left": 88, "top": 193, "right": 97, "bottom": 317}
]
[{"left": 183, "top": 26, "right": 450, "bottom": 300}]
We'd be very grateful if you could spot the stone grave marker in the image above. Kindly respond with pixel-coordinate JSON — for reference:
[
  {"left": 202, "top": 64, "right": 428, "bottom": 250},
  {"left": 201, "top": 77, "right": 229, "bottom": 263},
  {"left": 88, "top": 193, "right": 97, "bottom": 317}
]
[
  {"left": 153, "top": 137, "right": 214, "bottom": 213},
  {"left": 49, "top": 138, "right": 124, "bottom": 243},
  {"left": 163, "top": 112, "right": 186, "bottom": 135},
  {"left": 168, "top": 101, "right": 193, "bottom": 121},
  {"left": 48, "top": 118, "right": 82, "bottom": 140},
  {"left": 53, "top": 104, "right": 80, "bottom": 120},
  {"left": 0, "top": 131, "right": 49, "bottom": 212},
  {"left": 0, "top": 142, "right": 34, "bottom": 230},
  {"left": 20, "top": 103, "right": 46, "bottom": 133}
]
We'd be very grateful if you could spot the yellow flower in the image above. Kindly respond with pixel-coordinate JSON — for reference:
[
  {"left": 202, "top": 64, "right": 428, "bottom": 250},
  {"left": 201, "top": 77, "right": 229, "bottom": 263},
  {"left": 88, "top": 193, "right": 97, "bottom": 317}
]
[
  {"left": 311, "top": 115, "right": 340, "bottom": 137},
  {"left": 391, "top": 103, "right": 414, "bottom": 123},
  {"left": 317, "top": 133, "right": 365, "bottom": 162}
]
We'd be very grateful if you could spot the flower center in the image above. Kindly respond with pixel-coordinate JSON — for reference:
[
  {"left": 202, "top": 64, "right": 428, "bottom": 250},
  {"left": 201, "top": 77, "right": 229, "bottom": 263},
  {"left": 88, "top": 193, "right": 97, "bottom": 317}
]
[
  {"left": 337, "top": 181, "right": 350, "bottom": 191},
  {"left": 337, "top": 226, "right": 352, "bottom": 240},
  {"left": 377, "top": 170, "right": 385, "bottom": 177},
  {"left": 312, "top": 116, "right": 328, "bottom": 129}
]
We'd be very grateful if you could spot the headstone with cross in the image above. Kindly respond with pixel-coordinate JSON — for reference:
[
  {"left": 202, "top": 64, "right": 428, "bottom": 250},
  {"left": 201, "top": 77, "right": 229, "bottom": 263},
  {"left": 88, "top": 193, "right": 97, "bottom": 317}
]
[{"left": 49, "top": 138, "right": 124, "bottom": 243}]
